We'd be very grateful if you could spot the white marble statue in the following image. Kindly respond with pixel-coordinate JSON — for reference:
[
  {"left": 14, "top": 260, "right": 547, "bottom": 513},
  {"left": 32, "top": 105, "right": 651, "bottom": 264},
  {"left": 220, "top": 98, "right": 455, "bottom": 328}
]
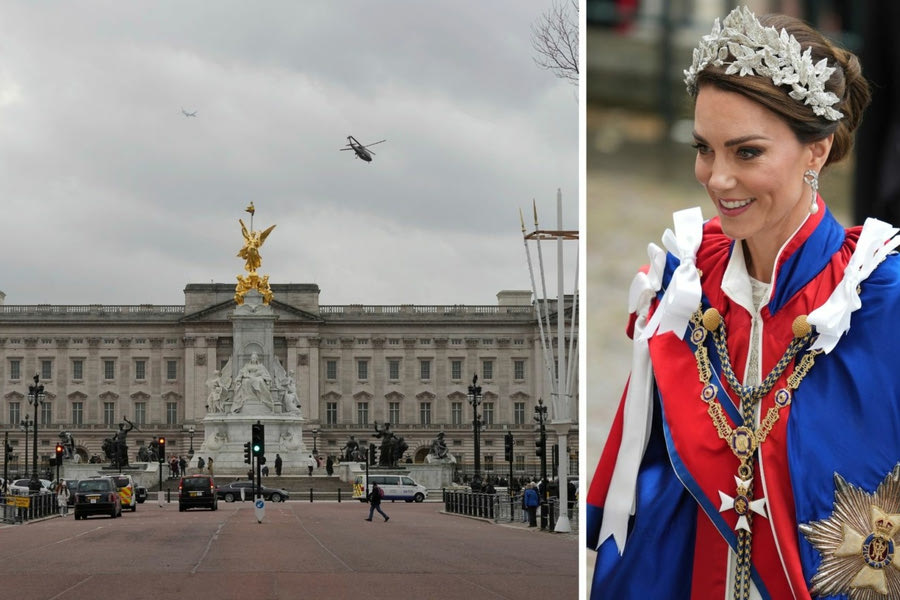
[
  {"left": 206, "top": 370, "right": 225, "bottom": 413},
  {"left": 283, "top": 370, "right": 302, "bottom": 415},
  {"left": 231, "top": 353, "right": 274, "bottom": 413}
]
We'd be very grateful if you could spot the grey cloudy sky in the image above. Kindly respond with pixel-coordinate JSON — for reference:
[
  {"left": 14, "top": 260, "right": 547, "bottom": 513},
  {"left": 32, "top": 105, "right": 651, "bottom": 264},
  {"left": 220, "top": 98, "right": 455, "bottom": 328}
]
[{"left": 0, "top": 1, "right": 579, "bottom": 307}]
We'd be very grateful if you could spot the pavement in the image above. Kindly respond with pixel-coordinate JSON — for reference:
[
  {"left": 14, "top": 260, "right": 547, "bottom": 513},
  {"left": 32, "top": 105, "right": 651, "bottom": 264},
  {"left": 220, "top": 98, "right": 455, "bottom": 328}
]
[{"left": 1, "top": 500, "right": 577, "bottom": 600}]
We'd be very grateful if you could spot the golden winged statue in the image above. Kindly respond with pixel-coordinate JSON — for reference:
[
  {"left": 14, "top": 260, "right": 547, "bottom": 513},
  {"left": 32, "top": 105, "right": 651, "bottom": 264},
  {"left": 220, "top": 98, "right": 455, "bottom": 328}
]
[
  {"left": 237, "top": 219, "right": 276, "bottom": 274},
  {"left": 234, "top": 205, "right": 276, "bottom": 305}
]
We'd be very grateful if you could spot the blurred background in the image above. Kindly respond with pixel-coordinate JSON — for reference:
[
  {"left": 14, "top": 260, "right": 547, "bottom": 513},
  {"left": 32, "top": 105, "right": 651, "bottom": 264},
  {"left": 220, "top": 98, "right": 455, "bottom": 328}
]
[{"left": 585, "top": 0, "right": 898, "bottom": 589}]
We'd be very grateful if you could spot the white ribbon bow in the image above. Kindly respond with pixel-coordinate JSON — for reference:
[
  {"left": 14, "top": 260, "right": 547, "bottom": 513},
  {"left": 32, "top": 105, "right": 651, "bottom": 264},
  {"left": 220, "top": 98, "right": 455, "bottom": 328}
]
[
  {"left": 808, "top": 218, "right": 900, "bottom": 354},
  {"left": 597, "top": 243, "right": 666, "bottom": 553},
  {"left": 641, "top": 207, "right": 704, "bottom": 341}
]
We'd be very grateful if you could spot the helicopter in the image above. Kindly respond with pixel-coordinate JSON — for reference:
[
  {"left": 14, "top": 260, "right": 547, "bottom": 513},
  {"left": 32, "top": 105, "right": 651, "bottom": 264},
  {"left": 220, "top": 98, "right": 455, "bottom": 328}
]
[
  {"left": 181, "top": 108, "right": 198, "bottom": 117},
  {"left": 340, "top": 135, "right": 386, "bottom": 162}
]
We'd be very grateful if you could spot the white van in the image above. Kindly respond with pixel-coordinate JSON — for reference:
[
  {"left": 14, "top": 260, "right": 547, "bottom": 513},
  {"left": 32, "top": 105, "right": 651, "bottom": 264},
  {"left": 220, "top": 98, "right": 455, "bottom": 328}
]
[{"left": 353, "top": 474, "right": 427, "bottom": 503}]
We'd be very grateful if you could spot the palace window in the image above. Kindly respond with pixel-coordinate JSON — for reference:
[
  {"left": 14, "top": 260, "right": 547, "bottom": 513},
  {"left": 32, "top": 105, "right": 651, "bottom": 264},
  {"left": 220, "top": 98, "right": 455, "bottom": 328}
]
[
  {"left": 166, "top": 360, "right": 177, "bottom": 381},
  {"left": 326, "top": 360, "right": 337, "bottom": 381},
  {"left": 357, "top": 402, "right": 369, "bottom": 426},
  {"left": 9, "top": 359, "right": 20, "bottom": 380},
  {"left": 103, "top": 402, "right": 116, "bottom": 426},
  {"left": 450, "top": 360, "right": 462, "bottom": 380},
  {"left": 167, "top": 402, "right": 178, "bottom": 425},
  {"left": 72, "top": 359, "right": 83, "bottom": 380},
  {"left": 104, "top": 360, "right": 115, "bottom": 381},
  {"left": 135, "top": 360, "right": 146, "bottom": 381},
  {"left": 326, "top": 402, "right": 337, "bottom": 425},
  {"left": 388, "top": 359, "right": 400, "bottom": 380},
  {"left": 41, "top": 402, "right": 52, "bottom": 426},
  {"left": 135, "top": 402, "right": 147, "bottom": 426},
  {"left": 357, "top": 359, "right": 368, "bottom": 381},
  {"left": 72, "top": 402, "right": 83, "bottom": 426},
  {"left": 482, "top": 360, "right": 493, "bottom": 380},
  {"left": 419, "top": 360, "right": 431, "bottom": 380},
  {"left": 8, "top": 402, "right": 20, "bottom": 425},
  {"left": 513, "top": 360, "right": 525, "bottom": 380},
  {"left": 514, "top": 402, "right": 526, "bottom": 425},
  {"left": 389, "top": 402, "right": 400, "bottom": 424},
  {"left": 419, "top": 402, "right": 432, "bottom": 426},
  {"left": 451, "top": 402, "right": 463, "bottom": 426},
  {"left": 483, "top": 402, "right": 494, "bottom": 425},
  {"left": 41, "top": 359, "right": 52, "bottom": 380}
]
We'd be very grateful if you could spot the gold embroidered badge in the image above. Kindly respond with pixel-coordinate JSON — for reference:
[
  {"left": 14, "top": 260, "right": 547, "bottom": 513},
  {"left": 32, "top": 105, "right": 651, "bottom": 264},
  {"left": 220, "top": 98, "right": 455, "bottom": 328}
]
[{"left": 800, "top": 465, "right": 900, "bottom": 598}]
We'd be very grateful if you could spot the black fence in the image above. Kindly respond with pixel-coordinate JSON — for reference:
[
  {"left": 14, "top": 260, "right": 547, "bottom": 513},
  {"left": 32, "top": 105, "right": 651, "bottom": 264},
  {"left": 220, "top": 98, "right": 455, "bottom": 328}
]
[
  {"left": 442, "top": 490, "right": 578, "bottom": 531},
  {"left": 1, "top": 492, "right": 58, "bottom": 524}
]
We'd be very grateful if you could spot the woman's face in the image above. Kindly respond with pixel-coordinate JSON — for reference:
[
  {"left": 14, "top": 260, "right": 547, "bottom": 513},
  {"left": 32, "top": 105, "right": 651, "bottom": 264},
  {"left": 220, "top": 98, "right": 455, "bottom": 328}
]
[{"left": 692, "top": 86, "right": 826, "bottom": 250}]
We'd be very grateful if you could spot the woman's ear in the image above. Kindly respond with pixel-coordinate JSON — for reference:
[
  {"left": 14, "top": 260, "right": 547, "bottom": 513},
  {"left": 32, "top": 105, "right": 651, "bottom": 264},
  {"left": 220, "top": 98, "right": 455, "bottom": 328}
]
[{"left": 808, "top": 133, "right": 834, "bottom": 172}]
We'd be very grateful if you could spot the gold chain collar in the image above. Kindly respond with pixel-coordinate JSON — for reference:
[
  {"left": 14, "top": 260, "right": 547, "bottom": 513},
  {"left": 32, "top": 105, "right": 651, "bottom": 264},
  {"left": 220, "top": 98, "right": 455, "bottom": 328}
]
[{"left": 689, "top": 306, "right": 821, "bottom": 600}]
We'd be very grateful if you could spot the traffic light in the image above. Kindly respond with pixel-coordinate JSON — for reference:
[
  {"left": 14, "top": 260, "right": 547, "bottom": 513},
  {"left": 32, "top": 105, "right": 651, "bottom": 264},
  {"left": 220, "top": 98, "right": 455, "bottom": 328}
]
[
  {"left": 157, "top": 437, "right": 166, "bottom": 461},
  {"left": 251, "top": 422, "right": 265, "bottom": 457},
  {"left": 504, "top": 432, "right": 514, "bottom": 462},
  {"left": 535, "top": 438, "right": 545, "bottom": 457},
  {"left": 243, "top": 441, "right": 252, "bottom": 464},
  {"left": 6, "top": 442, "right": 15, "bottom": 463},
  {"left": 55, "top": 443, "right": 64, "bottom": 463}
]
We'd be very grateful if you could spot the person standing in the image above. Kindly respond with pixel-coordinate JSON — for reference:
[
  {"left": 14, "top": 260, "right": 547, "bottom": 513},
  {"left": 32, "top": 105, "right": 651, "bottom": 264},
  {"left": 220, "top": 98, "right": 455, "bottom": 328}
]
[
  {"left": 197, "top": 456, "right": 205, "bottom": 473},
  {"left": 274, "top": 454, "right": 283, "bottom": 477},
  {"left": 523, "top": 482, "right": 539, "bottom": 528},
  {"left": 207, "top": 456, "right": 214, "bottom": 478},
  {"left": 587, "top": 7, "right": 897, "bottom": 598},
  {"left": 56, "top": 481, "right": 70, "bottom": 516},
  {"left": 365, "top": 482, "right": 389, "bottom": 522},
  {"left": 325, "top": 455, "right": 334, "bottom": 476}
]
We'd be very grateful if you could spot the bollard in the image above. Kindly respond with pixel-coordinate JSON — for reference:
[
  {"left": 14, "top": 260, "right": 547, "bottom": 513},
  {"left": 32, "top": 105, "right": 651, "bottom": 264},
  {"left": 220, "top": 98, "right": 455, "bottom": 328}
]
[
  {"left": 337, "top": 488, "right": 341, "bottom": 503},
  {"left": 167, "top": 487, "right": 171, "bottom": 503},
  {"left": 309, "top": 488, "right": 313, "bottom": 503}
]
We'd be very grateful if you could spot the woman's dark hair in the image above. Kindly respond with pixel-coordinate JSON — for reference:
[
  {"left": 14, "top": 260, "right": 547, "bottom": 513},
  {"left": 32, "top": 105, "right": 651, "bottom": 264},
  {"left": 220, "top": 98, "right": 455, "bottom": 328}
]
[{"left": 693, "top": 13, "right": 870, "bottom": 167}]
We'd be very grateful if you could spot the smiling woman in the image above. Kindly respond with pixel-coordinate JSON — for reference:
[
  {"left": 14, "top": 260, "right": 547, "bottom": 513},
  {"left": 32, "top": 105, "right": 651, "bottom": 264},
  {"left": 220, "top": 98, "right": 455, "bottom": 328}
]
[{"left": 587, "top": 6, "right": 900, "bottom": 600}]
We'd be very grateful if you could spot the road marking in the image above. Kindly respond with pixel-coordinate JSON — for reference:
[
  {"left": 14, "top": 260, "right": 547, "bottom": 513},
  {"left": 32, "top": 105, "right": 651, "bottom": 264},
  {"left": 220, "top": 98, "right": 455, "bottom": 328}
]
[
  {"left": 190, "top": 513, "right": 233, "bottom": 574},
  {"left": 291, "top": 507, "right": 355, "bottom": 572},
  {"left": 47, "top": 574, "right": 94, "bottom": 600}
]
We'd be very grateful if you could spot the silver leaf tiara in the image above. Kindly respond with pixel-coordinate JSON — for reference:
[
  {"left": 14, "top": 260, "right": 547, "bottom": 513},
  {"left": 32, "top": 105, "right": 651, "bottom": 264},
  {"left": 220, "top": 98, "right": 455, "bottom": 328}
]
[{"left": 684, "top": 6, "right": 843, "bottom": 121}]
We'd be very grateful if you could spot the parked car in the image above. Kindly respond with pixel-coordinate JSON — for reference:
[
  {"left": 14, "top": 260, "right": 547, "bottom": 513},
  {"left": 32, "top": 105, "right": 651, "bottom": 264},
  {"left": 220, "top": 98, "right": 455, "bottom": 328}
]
[
  {"left": 217, "top": 480, "right": 289, "bottom": 503},
  {"left": 8, "top": 478, "right": 52, "bottom": 495},
  {"left": 112, "top": 474, "right": 137, "bottom": 512},
  {"left": 73, "top": 477, "right": 122, "bottom": 520},
  {"left": 178, "top": 475, "right": 218, "bottom": 511},
  {"left": 135, "top": 486, "right": 148, "bottom": 504},
  {"left": 352, "top": 474, "right": 427, "bottom": 503}
]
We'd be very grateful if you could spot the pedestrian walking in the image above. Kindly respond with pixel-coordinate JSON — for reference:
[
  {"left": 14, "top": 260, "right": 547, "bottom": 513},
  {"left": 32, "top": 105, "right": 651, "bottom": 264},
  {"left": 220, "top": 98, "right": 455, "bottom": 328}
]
[
  {"left": 197, "top": 456, "right": 205, "bottom": 473},
  {"left": 262, "top": 465, "right": 269, "bottom": 477},
  {"left": 179, "top": 455, "right": 187, "bottom": 476},
  {"left": 325, "top": 455, "right": 334, "bottom": 476},
  {"left": 207, "top": 456, "right": 214, "bottom": 477},
  {"left": 365, "top": 482, "right": 389, "bottom": 522},
  {"left": 524, "top": 482, "right": 539, "bottom": 528},
  {"left": 56, "top": 481, "right": 70, "bottom": 516},
  {"left": 275, "top": 454, "right": 283, "bottom": 476}
]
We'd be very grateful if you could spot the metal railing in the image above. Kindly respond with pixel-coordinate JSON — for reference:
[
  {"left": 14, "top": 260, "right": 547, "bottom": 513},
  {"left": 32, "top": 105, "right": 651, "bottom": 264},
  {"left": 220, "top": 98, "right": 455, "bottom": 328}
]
[
  {"left": 1, "top": 492, "right": 58, "bottom": 524},
  {"left": 442, "top": 490, "right": 578, "bottom": 531}
]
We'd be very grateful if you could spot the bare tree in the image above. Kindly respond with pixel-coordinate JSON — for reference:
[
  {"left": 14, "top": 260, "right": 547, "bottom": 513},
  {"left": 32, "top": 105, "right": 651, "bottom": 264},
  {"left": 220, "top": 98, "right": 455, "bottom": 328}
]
[{"left": 531, "top": 0, "right": 579, "bottom": 85}]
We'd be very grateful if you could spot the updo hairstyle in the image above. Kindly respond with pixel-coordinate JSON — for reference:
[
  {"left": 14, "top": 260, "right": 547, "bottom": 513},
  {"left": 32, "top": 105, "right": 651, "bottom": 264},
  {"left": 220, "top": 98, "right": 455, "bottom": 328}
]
[{"left": 693, "top": 13, "right": 871, "bottom": 167}]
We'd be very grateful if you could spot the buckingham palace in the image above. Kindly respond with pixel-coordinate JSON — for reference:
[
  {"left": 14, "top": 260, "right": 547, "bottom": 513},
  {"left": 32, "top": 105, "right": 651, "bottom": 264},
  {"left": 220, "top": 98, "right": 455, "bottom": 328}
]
[{"left": 0, "top": 283, "right": 578, "bottom": 480}]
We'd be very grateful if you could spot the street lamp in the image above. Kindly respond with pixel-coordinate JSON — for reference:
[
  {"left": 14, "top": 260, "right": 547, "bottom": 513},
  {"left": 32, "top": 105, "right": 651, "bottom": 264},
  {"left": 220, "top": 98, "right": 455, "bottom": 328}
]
[
  {"left": 360, "top": 440, "right": 370, "bottom": 497},
  {"left": 20, "top": 414, "right": 33, "bottom": 479},
  {"left": 188, "top": 425, "right": 195, "bottom": 458},
  {"left": 27, "top": 374, "right": 45, "bottom": 492},
  {"left": 533, "top": 398, "right": 548, "bottom": 485},
  {"left": 311, "top": 427, "right": 319, "bottom": 457},
  {"left": 467, "top": 374, "right": 482, "bottom": 487}
]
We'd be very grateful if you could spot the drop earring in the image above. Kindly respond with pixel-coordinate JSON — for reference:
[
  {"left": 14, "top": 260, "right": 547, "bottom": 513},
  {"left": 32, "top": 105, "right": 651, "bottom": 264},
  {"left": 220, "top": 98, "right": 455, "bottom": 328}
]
[{"left": 803, "top": 169, "right": 819, "bottom": 214}]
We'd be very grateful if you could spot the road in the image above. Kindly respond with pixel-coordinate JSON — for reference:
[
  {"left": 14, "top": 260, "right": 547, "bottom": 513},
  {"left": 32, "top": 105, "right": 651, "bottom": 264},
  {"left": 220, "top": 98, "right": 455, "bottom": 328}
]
[{"left": 0, "top": 500, "right": 577, "bottom": 600}]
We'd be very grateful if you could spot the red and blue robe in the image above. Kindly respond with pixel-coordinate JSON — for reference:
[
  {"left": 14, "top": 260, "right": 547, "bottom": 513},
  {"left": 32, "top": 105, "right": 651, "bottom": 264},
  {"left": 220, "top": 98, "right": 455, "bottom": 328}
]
[{"left": 587, "top": 204, "right": 900, "bottom": 599}]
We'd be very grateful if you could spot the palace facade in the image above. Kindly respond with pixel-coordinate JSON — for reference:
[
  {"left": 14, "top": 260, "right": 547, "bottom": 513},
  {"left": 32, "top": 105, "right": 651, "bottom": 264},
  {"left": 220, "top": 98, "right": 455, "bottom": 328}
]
[{"left": 0, "top": 284, "right": 578, "bottom": 479}]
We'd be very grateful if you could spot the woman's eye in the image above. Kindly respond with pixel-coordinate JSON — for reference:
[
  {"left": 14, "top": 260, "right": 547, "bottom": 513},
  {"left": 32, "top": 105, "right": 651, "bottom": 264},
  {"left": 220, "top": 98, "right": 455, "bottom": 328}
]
[
  {"left": 691, "top": 142, "right": 710, "bottom": 154},
  {"left": 737, "top": 147, "right": 762, "bottom": 159}
]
